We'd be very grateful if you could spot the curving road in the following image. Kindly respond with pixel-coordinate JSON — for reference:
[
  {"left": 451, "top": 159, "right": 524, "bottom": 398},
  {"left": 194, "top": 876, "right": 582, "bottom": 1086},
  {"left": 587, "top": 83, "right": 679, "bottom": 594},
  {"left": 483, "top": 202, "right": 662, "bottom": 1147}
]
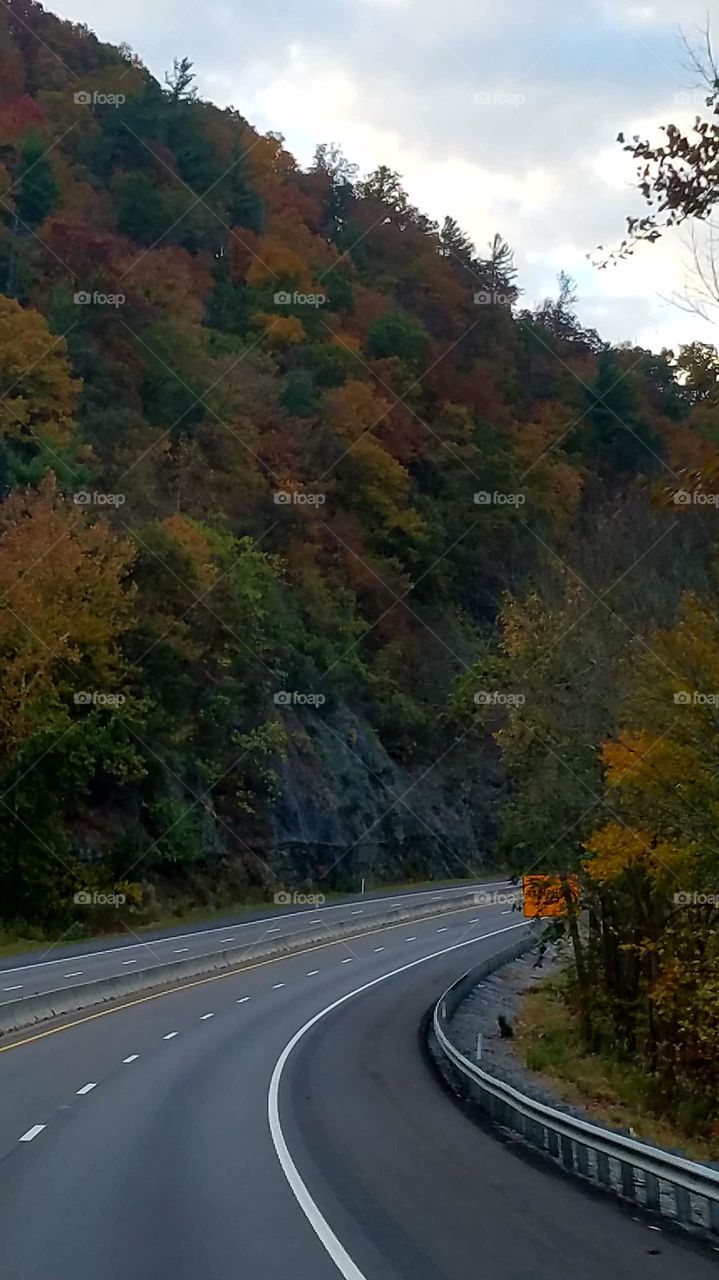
[
  {"left": 0, "top": 880, "right": 512, "bottom": 1006},
  {"left": 0, "top": 896, "right": 712, "bottom": 1279}
]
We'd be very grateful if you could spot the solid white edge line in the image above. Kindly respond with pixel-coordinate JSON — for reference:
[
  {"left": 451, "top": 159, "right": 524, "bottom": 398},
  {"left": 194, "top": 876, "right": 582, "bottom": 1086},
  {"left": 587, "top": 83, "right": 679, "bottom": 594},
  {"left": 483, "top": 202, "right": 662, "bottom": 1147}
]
[
  {"left": 267, "top": 920, "right": 529, "bottom": 1280},
  {"left": 0, "top": 881, "right": 512, "bottom": 976}
]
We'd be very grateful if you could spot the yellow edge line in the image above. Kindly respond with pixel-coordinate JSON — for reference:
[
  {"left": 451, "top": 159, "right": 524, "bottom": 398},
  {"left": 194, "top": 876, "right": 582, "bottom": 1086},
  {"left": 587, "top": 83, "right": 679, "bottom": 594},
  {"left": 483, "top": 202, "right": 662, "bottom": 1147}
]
[{"left": 0, "top": 903, "right": 487, "bottom": 1055}]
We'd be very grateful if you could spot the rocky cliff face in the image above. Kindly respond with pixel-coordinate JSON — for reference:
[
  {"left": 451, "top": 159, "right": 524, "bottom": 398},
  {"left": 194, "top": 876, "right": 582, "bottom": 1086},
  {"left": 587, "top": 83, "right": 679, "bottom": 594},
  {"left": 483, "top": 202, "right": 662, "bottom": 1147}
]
[{"left": 264, "top": 708, "right": 503, "bottom": 891}]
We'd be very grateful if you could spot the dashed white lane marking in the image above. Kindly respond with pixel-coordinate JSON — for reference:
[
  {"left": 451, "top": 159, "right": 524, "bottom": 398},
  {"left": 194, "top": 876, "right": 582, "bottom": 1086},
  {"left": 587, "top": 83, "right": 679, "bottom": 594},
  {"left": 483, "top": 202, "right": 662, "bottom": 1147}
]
[
  {"left": 200, "top": 1013, "right": 214, "bottom": 1020},
  {"left": 122, "top": 1055, "right": 139, "bottom": 1063},
  {"left": 501, "top": 910, "right": 512, "bottom": 915},
  {"left": 311, "top": 919, "right": 323, "bottom": 924},
  {"left": 0, "top": 884, "right": 509, "bottom": 977},
  {"left": 268, "top": 919, "right": 530, "bottom": 1280},
  {"left": 64, "top": 971, "right": 83, "bottom": 978},
  {"left": 405, "top": 936, "right": 416, "bottom": 942},
  {"left": 350, "top": 910, "right": 362, "bottom": 916},
  {"left": 173, "top": 948, "right": 189, "bottom": 954},
  {"left": 373, "top": 947, "right": 384, "bottom": 953},
  {"left": 267, "top": 928, "right": 281, "bottom": 934},
  {"left": 236, "top": 997, "right": 250, "bottom": 1004},
  {"left": 436, "top": 927, "right": 448, "bottom": 933},
  {"left": 19, "top": 1125, "right": 45, "bottom": 1142},
  {"left": 76, "top": 1083, "right": 97, "bottom": 1095},
  {"left": 272, "top": 983, "right": 286, "bottom": 990},
  {"left": 468, "top": 918, "right": 479, "bottom": 924},
  {"left": 307, "top": 970, "right": 319, "bottom": 976},
  {"left": 3, "top": 985, "right": 22, "bottom": 991},
  {"left": 163, "top": 1031, "right": 178, "bottom": 1040},
  {"left": 221, "top": 938, "right": 234, "bottom": 943},
  {"left": 341, "top": 958, "right": 352, "bottom": 964},
  {"left": 122, "top": 960, "right": 136, "bottom": 965}
]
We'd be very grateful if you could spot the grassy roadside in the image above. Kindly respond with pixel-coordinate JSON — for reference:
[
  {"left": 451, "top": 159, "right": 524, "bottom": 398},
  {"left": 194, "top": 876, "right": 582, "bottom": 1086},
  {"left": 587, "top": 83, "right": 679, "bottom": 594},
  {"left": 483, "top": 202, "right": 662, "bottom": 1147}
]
[
  {"left": 515, "top": 977, "right": 719, "bottom": 1164},
  {"left": 0, "top": 871, "right": 504, "bottom": 958}
]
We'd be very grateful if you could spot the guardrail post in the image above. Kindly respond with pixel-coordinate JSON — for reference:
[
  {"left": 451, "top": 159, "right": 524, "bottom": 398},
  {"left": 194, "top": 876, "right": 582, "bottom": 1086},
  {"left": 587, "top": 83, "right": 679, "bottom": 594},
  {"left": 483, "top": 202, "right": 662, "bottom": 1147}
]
[
  {"left": 644, "top": 1172, "right": 660, "bottom": 1212},
  {"left": 620, "top": 1162, "right": 636, "bottom": 1201},
  {"left": 575, "top": 1144, "right": 591, "bottom": 1178},
  {"left": 532, "top": 1121, "right": 541, "bottom": 1151},
  {"left": 560, "top": 1135, "right": 574, "bottom": 1171},
  {"left": 709, "top": 1197, "right": 719, "bottom": 1235},
  {"left": 595, "top": 1151, "right": 611, "bottom": 1186},
  {"left": 674, "top": 1184, "right": 692, "bottom": 1226}
]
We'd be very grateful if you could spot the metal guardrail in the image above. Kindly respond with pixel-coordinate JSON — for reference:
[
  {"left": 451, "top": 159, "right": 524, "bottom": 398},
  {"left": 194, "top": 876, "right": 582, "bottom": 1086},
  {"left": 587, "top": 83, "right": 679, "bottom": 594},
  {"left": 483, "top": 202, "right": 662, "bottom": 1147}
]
[{"left": 432, "top": 940, "right": 719, "bottom": 1238}]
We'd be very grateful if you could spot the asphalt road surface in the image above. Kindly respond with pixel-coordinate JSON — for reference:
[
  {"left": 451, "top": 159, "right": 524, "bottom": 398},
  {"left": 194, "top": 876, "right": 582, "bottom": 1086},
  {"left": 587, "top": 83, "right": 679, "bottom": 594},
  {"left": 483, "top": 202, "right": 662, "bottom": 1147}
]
[
  {"left": 0, "top": 880, "right": 512, "bottom": 1006},
  {"left": 0, "top": 897, "right": 712, "bottom": 1280}
]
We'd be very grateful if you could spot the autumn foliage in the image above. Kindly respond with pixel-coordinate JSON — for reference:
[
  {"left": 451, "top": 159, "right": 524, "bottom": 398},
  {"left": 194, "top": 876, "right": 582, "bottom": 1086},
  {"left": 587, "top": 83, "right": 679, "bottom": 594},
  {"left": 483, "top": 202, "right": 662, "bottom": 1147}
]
[{"left": 0, "top": 4, "right": 718, "bottom": 1129}]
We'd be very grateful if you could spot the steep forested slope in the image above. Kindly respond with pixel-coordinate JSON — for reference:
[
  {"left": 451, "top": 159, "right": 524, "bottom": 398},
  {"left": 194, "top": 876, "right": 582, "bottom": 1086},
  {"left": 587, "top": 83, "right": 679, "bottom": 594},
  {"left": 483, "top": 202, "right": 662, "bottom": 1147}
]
[{"left": 0, "top": 1, "right": 718, "bottom": 952}]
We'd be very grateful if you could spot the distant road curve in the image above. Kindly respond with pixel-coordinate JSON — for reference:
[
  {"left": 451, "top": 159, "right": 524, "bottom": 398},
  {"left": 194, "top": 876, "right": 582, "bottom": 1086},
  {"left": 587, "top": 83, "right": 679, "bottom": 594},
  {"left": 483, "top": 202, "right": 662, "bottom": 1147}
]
[{"left": 0, "top": 878, "right": 513, "bottom": 1005}]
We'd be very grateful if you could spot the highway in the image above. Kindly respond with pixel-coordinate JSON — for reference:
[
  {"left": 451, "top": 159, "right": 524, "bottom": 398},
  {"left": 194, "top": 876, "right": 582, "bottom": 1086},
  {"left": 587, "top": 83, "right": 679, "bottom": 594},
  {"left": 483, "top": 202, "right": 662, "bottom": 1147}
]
[
  {"left": 0, "top": 880, "right": 511, "bottom": 1006},
  {"left": 0, "top": 896, "right": 712, "bottom": 1280}
]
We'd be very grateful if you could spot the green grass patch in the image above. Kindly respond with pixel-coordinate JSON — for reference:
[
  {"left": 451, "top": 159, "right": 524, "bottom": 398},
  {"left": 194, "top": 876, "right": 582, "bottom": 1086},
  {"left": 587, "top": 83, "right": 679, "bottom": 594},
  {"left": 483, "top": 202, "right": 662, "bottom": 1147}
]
[{"left": 516, "top": 978, "right": 719, "bottom": 1163}]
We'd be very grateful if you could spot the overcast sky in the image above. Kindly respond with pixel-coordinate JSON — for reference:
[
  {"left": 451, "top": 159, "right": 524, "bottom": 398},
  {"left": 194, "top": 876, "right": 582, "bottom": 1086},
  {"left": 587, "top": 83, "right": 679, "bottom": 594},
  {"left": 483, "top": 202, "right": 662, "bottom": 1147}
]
[{"left": 51, "top": 0, "right": 719, "bottom": 352}]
